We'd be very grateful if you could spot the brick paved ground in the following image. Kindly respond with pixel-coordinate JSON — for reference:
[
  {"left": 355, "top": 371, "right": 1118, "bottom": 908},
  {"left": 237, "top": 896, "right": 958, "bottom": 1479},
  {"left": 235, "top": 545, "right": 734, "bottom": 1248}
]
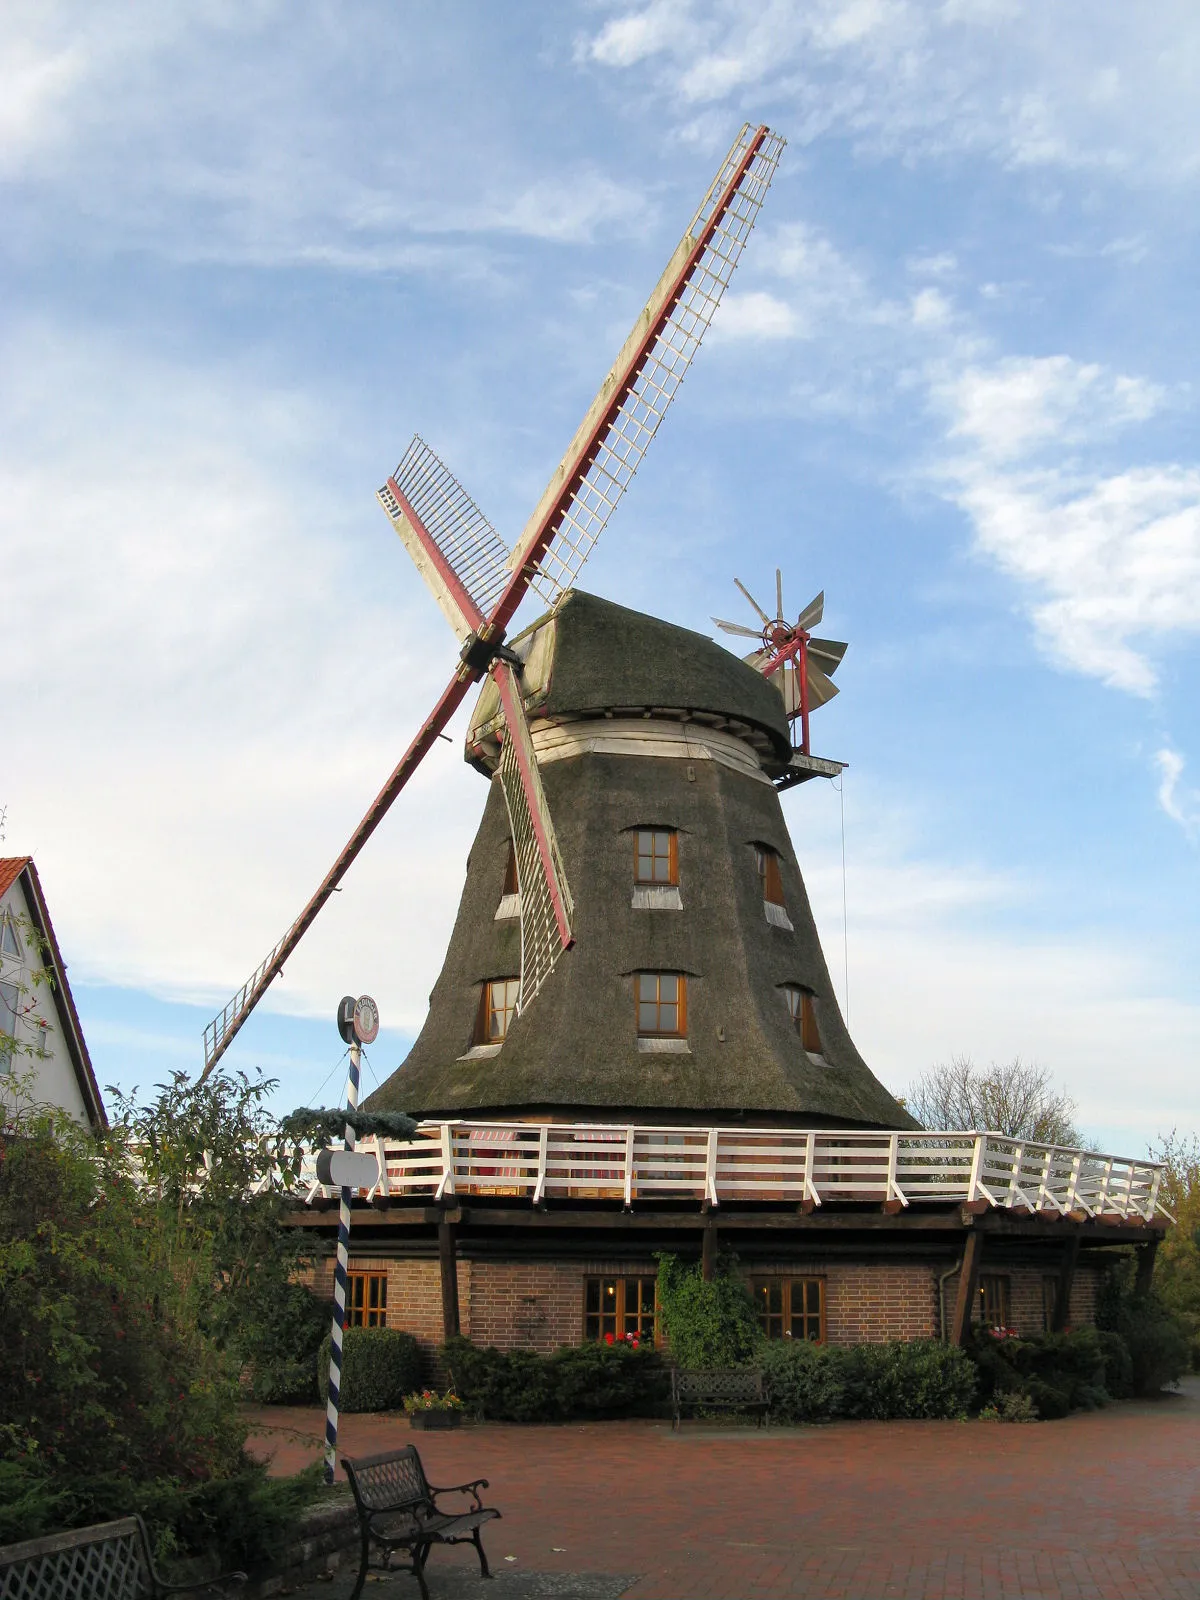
[{"left": 245, "top": 1378, "right": 1199, "bottom": 1600}]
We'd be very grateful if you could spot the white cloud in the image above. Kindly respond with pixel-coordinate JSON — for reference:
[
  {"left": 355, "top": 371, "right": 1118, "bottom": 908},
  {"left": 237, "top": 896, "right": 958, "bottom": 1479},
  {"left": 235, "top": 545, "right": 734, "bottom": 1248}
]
[
  {"left": 584, "top": 0, "right": 1200, "bottom": 186},
  {"left": 786, "top": 783, "right": 1200, "bottom": 1152},
  {"left": 0, "top": 320, "right": 493, "bottom": 1039},
  {"left": 1155, "top": 747, "right": 1200, "bottom": 841},
  {"left": 932, "top": 356, "right": 1200, "bottom": 693},
  {"left": 711, "top": 289, "right": 799, "bottom": 340}
]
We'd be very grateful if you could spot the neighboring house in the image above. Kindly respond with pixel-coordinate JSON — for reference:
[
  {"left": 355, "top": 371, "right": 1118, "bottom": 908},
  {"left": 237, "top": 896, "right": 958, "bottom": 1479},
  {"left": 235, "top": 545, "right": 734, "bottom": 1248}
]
[{"left": 0, "top": 857, "right": 106, "bottom": 1130}]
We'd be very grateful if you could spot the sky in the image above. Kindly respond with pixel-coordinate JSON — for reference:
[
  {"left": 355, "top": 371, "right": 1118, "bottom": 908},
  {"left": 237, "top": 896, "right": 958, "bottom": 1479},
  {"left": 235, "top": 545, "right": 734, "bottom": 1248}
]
[{"left": 3, "top": 0, "right": 1198, "bottom": 1154}]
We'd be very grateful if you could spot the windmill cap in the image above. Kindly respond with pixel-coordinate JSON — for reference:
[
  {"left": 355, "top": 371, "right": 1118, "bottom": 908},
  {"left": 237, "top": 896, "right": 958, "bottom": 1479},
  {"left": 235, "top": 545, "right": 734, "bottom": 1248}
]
[{"left": 466, "top": 590, "right": 794, "bottom": 771}]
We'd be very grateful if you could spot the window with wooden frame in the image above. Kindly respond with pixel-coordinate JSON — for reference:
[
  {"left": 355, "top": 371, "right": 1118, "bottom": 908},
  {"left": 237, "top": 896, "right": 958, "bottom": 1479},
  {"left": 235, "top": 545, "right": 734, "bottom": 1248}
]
[
  {"left": 502, "top": 840, "right": 519, "bottom": 896},
  {"left": 781, "top": 985, "right": 821, "bottom": 1053},
  {"left": 345, "top": 1269, "right": 388, "bottom": 1328},
  {"left": 753, "top": 845, "right": 785, "bottom": 906},
  {"left": 978, "top": 1273, "right": 1011, "bottom": 1329},
  {"left": 635, "top": 972, "right": 687, "bottom": 1037},
  {"left": 476, "top": 977, "right": 520, "bottom": 1044},
  {"left": 635, "top": 829, "right": 678, "bottom": 886},
  {"left": 752, "top": 1277, "right": 825, "bottom": 1342},
  {"left": 583, "top": 1275, "right": 657, "bottom": 1346}
]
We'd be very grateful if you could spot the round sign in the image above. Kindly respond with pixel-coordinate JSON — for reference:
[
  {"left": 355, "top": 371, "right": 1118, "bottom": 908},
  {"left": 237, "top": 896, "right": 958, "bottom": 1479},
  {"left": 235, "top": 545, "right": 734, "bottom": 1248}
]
[{"left": 353, "top": 994, "right": 380, "bottom": 1045}]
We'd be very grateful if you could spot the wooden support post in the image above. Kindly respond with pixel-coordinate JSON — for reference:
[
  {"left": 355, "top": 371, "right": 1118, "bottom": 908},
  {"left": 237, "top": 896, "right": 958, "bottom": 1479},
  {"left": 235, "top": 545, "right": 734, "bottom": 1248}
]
[
  {"left": 438, "top": 1219, "right": 460, "bottom": 1341},
  {"left": 701, "top": 1219, "right": 718, "bottom": 1282},
  {"left": 1134, "top": 1237, "right": 1159, "bottom": 1299},
  {"left": 950, "top": 1229, "right": 984, "bottom": 1346},
  {"left": 1052, "top": 1234, "right": 1080, "bottom": 1332}
]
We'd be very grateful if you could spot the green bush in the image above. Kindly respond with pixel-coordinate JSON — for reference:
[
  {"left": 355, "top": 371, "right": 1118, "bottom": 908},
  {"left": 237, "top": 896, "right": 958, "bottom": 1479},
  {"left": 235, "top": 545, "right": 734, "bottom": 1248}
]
[
  {"left": 317, "top": 1327, "right": 422, "bottom": 1412},
  {"left": 442, "top": 1337, "right": 669, "bottom": 1422},
  {"left": 967, "top": 1326, "right": 1118, "bottom": 1418},
  {"left": 762, "top": 1339, "right": 975, "bottom": 1423},
  {"left": 835, "top": 1340, "right": 978, "bottom": 1419},
  {"left": 1114, "top": 1296, "right": 1191, "bottom": 1395},
  {"left": 0, "top": 1454, "right": 324, "bottom": 1575},
  {"left": 757, "top": 1340, "right": 845, "bottom": 1422},
  {"left": 655, "top": 1252, "right": 760, "bottom": 1368}
]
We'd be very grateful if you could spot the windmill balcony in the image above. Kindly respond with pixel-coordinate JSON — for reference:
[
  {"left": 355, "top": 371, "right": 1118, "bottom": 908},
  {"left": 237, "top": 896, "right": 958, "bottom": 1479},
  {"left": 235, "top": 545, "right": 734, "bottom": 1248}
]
[{"left": 297, "top": 1122, "right": 1169, "bottom": 1223}]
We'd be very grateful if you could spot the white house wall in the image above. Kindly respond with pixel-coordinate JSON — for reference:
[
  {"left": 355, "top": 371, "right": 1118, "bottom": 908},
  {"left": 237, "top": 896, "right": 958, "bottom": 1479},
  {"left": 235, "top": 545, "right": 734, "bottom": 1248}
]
[{"left": 1, "top": 875, "right": 90, "bottom": 1126}]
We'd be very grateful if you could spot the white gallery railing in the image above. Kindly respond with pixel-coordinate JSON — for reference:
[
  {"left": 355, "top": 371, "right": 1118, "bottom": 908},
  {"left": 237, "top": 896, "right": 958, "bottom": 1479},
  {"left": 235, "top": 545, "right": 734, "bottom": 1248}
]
[{"left": 298, "top": 1123, "right": 1168, "bottom": 1221}]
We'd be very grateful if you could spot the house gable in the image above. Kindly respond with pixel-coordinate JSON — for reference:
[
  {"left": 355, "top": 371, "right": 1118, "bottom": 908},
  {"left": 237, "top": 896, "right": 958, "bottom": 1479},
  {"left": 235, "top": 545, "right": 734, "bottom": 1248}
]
[{"left": 0, "top": 857, "right": 106, "bottom": 1130}]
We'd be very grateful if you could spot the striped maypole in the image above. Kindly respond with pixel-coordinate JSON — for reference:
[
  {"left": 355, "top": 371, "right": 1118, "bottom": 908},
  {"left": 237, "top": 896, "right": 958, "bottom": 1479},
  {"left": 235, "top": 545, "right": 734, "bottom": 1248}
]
[{"left": 323, "top": 1039, "right": 361, "bottom": 1485}]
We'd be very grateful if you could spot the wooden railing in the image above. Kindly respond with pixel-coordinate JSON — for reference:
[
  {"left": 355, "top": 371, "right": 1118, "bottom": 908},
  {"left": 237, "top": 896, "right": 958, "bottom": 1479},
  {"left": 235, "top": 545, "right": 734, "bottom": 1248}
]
[{"left": 298, "top": 1123, "right": 1168, "bottom": 1221}]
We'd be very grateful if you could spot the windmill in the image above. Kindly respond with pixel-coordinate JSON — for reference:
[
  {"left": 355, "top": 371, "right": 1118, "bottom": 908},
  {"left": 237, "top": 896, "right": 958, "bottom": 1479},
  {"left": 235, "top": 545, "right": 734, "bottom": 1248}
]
[
  {"left": 713, "top": 569, "right": 847, "bottom": 756},
  {"left": 200, "top": 122, "right": 787, "bottom": 1080}
]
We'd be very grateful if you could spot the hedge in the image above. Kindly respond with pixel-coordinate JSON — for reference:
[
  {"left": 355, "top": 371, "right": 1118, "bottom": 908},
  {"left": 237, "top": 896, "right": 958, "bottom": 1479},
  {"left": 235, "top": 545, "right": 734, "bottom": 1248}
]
[
  {"left": 967, "top": 1326, "right": 1128, "bottom": 1418},
  {"left": 442, "top": 1337, "right": 670, "bottom": 1421},
  {"left": 316, "top": 1327, "right": 422, "bottom": 1412},
  {"left": 761, "top": 1339, "right": 977, "bottom": 1422}
]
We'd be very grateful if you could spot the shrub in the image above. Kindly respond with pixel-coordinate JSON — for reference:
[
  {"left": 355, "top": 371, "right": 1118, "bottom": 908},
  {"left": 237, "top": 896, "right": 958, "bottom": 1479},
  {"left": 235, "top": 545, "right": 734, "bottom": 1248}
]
[
  {"left": 833, "top": 1340, "right": 977, "bottom": 1420},
  {"left": 442, "top": 1337, "right": 669, "bottom": 1422},
  {"left": 966, "top": 1326, "right": 1115, "bottom": 1418},
  {"left": 317, "top": 1327, "right": 422, "bottom": 1413},
  {"left": 1115, "top": 1296, "right": 1191, "bottom": 1395},
  {"left": 758, "top": 1340, "right": 844, "bottom": 1423},
  {"left": 655, "top": 1252, "right": 760, "bottom": 1368}
]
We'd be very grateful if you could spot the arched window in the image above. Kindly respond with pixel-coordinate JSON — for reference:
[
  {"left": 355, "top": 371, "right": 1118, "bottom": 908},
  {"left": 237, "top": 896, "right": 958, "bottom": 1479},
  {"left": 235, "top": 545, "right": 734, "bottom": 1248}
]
[
  {"left": 754, "top": 845, "right": 785, "bottom": 905},
  {"left": 636, "top": 972, "right": 687, "bottom": 1038},
  {"left": 635, "top": 829, "right": 678, "bottom": 886},
  {"left": 781, "top": 984, "right": 821, "bottom": 1054},
  {"left": 495, "top": 842, "right": 521, "bottom": 921},
  {"left": 476, "top": 978, "right": 519, "bottom": 1043}
]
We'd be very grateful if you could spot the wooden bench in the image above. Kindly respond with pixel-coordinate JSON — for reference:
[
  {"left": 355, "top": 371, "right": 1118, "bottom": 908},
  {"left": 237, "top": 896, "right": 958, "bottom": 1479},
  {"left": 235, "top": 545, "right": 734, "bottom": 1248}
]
[
  {"left": 342, "top": 1444, "right": 501, "bottom": 1600},
  {"left": 671, "top": 1367, "right": 769, "bottom": 1429},
  {"left": 0, "top": 1515, "right": 246, "bottom": 1600}
]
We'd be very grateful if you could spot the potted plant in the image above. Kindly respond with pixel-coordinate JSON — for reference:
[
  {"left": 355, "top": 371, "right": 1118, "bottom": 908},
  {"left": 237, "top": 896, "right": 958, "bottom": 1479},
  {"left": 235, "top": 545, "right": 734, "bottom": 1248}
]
[{"left": 403, "top": 1389, "right": 466, "bottom": 1430}]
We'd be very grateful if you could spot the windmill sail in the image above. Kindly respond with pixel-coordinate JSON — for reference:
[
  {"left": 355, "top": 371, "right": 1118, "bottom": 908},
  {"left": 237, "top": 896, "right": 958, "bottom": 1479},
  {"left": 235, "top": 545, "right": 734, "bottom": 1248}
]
[
  {"left": 491, "top": 663, "right": 575, "bottom": 1011},
  {"left": 378, "top": 437, "right": 511, "bottom": 638},
  {"left": 201, "top": 123, "right": 784, "bottom": 1078},
  {"left": 502, "top": 123, "right": 786, "bottom": 619}
]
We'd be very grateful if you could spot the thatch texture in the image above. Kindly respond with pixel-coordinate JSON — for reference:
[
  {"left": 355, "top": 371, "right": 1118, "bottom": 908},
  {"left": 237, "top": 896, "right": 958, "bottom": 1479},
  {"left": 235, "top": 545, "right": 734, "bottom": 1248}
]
[
  {"left": 367, "top": 594, "right": 913, "bottom": 1128},
  {"left": 466, "top": 590, "right": 794, "bottom": 772}
]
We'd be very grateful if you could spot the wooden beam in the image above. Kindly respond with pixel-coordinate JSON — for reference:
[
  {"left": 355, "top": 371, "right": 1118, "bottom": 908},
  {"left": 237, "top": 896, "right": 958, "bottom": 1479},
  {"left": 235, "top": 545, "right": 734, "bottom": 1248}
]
[
  {"left": 1134, "top": 1237, "right": 1159, "bottom": 1299},
  {"left": 1052, "top": 1234, "right": 1080, "bottom": 1333},
  {"left": 438, "top": 1219, "right": 461, "bottom": 1341},
  {"left": 950, "top": 1230, "right": 984, "bottom": 1346},
  {"left": 702, "top": 1219, "right": 718, "bottom": 1281}
]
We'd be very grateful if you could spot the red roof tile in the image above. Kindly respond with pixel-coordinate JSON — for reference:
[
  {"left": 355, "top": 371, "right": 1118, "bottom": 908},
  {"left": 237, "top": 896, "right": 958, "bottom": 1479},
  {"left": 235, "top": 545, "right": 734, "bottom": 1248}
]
[{"left": 0, "top": 856, "right": 32, "bottom": 900}]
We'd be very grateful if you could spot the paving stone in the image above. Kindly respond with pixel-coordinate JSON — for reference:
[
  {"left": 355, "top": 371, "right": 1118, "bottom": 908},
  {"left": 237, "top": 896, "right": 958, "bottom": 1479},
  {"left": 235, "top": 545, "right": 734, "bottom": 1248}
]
[{"left": 244, "top": 1377, "right": 1200, "bottom": 1600}]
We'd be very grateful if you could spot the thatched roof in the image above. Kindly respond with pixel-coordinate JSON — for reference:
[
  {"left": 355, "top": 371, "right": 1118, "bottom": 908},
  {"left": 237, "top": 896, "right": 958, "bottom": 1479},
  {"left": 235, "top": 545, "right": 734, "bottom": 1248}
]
[
  {"left": 367, "top": 592, "right": 913, "bottom": 1130},
  {"left": 466, "top": 590, "right": 794, "bottom": 772}
]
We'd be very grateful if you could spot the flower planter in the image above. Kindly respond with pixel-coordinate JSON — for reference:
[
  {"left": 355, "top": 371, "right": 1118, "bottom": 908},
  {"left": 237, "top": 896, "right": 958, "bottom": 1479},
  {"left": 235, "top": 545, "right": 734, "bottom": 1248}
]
[{"left": 409, "top": 1410, "right": 462, "bottom": 1430}]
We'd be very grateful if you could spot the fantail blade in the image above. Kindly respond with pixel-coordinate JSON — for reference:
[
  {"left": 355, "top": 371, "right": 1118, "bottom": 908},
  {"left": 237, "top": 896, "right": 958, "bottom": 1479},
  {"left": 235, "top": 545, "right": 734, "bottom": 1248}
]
[{"left": 734, "top": 577, "right": 772, "bottom": 626}]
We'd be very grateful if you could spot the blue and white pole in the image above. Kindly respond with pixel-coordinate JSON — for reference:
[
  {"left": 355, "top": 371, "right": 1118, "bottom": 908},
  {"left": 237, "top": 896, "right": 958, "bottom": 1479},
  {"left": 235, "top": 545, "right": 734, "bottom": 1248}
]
[{"left": 323, "top": 1038, "right": 361, "bottom": 1485}]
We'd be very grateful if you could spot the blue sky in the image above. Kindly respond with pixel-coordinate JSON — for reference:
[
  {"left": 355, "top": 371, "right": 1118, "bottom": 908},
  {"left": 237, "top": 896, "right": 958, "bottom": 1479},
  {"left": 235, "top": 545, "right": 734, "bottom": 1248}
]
[{"left": 3, "top": 1, "right": 1198, "bottom": 1154}]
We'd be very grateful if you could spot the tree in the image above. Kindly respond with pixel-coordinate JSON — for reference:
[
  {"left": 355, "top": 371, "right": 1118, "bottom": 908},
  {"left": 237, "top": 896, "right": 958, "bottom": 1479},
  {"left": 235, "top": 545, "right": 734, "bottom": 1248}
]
[
  {"left": 1147, "top": 1129, "right": 1200, "bottom": 1369},
  {"left": 905, "top": 1055, "right": 1081, "bottom": 1145}
]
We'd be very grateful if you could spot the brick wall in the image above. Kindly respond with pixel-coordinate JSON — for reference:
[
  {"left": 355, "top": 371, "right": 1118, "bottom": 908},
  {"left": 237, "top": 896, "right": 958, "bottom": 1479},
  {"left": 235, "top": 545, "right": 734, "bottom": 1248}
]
[
  {"left": 302, "top": 1248, "right": 1104, "bottom": 1361},
  {"left": 748, "top": 1260, "right": 939, "bottom": 1343},
  {"left": 940, "top": 1260, "right": 1104, "bottom": 1337}
]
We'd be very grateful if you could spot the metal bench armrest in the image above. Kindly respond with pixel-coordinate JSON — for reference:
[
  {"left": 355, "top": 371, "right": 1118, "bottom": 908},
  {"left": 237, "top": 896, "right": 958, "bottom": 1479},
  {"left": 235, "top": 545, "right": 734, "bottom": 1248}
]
[{"left": 429, "top": 1478, "right": 491, "bottom": 1513}]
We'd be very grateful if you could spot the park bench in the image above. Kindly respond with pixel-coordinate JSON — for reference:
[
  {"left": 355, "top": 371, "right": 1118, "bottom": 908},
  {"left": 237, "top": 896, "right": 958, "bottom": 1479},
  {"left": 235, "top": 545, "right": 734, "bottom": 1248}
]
[
  {"left": 342, "top": 1444, "right": 501, "bottom": 1600},
  {"left": 671, "top": 1367, "right": 769, "bottom": 1429},
  {"left": 0, "top": 1515, "right": 246, "bottom": 1600}
]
